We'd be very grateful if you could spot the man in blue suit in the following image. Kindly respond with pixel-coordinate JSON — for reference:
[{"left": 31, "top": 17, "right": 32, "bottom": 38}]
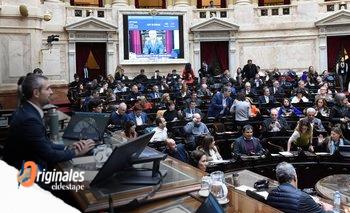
[
  {"left": 143, "top": 30, "right": 165, "bottom": 55},
  {"left": 3, "top": 74, "right": 95, "bottom": 170},
  {"left": 127, "top": 104, "right": 148, "bottom": 126},
  {"left": 207, "top": 86, "right": 233, "bottom": 117}
]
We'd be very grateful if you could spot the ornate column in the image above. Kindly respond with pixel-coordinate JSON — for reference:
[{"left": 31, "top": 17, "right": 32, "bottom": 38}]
[
  {"left": 68, "top": 34, "right": 76, "bottom": 82},
  {"left": 106, "top": 32, "right": 116, "bottom": 76},
  {"left": 193, "top": 32, "right": 201, "bottom": 77},
  {"left": 229, "top": 32, "right": 237, "bottom": 78},
  {"left": 112, "top": 0, "right": 128, "bottom": 6},
  {"left": 318, "top": 27, "right": 328, "bottom": 73},
  {"left": 174, "top": 0, "right": 190, "bottom": 7}
]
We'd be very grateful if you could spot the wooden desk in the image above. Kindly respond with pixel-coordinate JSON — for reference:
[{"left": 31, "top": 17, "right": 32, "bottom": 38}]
[
  {"left": 58, "top": 156, "right": 205, "bottom": 212},
  {"left": 315, "top": 174, "right": 350, "bottom": 208}
]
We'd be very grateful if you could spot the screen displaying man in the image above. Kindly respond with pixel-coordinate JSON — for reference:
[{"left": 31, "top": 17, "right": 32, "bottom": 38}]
[{"left": 143, "top": 30, "right": 165, "bottom": 55}]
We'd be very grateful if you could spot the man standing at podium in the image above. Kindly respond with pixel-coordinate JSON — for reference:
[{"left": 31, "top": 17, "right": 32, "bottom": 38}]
[{"left": 3, "top": 74, "right": 95, "bottom": 170}]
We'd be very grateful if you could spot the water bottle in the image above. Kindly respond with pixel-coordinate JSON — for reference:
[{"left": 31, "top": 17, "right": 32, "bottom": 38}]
[{"left": 333, "top": 191, "right": 341, "bottom": 213}]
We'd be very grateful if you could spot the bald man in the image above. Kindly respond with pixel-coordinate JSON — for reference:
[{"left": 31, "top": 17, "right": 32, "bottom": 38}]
[{"left": 110, "top": 102, "right": 128, "bottom": 130}]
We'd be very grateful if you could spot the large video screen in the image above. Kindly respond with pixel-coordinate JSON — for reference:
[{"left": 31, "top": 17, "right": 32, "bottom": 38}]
[{"left": 123, "top": 15, "right": 184, "bottom": 62}]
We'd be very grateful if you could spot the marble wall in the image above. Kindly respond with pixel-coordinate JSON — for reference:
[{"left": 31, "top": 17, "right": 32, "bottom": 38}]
[{"left": 0, "top": 34, "right": 31, "bottom": 84}]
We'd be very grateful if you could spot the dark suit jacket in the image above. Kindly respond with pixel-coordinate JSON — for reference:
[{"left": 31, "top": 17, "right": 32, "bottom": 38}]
[
  {"left": 148, "top": 92, "right": 162, "bottom": 99},
  {"left": 127, "top": 112, "right": 148, "bottom": 125},
  {"left": 258, "top": 95, "right": 276, "bottom": 105},
  {"left": 242, "top": 64, "right": 258, "bottom": 80},
  {"left": 3, "top": 102, "right": 75, "bottom": 169},
  {"left": 267, "top": 183, "right": 325, "bottom": 213},
  {"left": 233, "top": 136, "right": 263, "bottom": 156},
  {"left": 262, "top": 117, "right": 290, "bottom": 133},
  {"left": 269, "top": 86, "right": 285, "bottom": 96},
  {"left": 207, "top": 92, "right": 233, "bottom": 117}
]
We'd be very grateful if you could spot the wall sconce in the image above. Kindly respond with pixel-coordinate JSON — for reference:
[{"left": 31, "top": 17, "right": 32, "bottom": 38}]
[
  {"left": 19, "top": 5, "right": 28, "bottom": 17},
  {"left": 43, "top": 11, "right": 52, "bottom": 21}
]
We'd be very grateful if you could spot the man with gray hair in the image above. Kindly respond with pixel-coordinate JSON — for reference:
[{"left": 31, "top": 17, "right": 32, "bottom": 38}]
[
  {"left": 267, "top": 162, "right": 333, "bottom": 212},
  {"left": 110, "top": 102, "right": 128, "bottom": 130},
  {"left": 300, "top": 107, "right": 325, "bottom": 131}
]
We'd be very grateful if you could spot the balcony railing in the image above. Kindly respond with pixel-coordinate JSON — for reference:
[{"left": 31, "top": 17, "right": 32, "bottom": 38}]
[
  {"left": 319, "top": 0, "right": 350, "bottom": 13},
  {"left": 193, "top": 8, "right": 233, "bottom": 19},
  {"left": 66, "top": 6, "right": 112, "bottom": 22},
  {"left": 255, "top": 4, "right": 295, "bottom": 17}
]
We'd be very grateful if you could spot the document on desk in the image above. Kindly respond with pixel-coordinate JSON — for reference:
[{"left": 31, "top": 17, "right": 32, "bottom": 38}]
[
  {"left": 279, "top": 152, "right": 294, "bottom": 157},
  {"left": 235, "top": 185, "right": 256, "bottom": 192},
  {"left": 315, "top": 152, "right": 330, "bottom": 156},
  {"left": 256, "top": 191, "right": 269, "bottom": 200},
  {"left": 71, "top": 156, "right": 95, "bottom": 165},
  {"left": 210, "top": 160, "right": 231, "bottom": 164}
]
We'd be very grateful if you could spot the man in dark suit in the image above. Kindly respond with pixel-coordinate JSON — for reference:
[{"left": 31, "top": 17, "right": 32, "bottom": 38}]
[
  {"left": 267, "top": 162, "right": 333, "bottom": 213},
  {"left": 3, "top": 74, "right": 94, "bottom": 170},
  {"left": 207, "top": 87, "right": 233, "bottom": 117},
  {"left": 242, "top": 59, "right": 258, "bottom": 82},
  {"left": 269, "top": 80, "right": 285, "bottom": 97},
  {"left": 183, "top": 100, "right": 202, "bottom": 120},
  {"left": 233, "top": 125, "right": 264, "bottom": 156},
  {"left": 261, "top": 108, "right": 290, "bottom": 133},
  {"left": 127, "top": 104, "right": 148, "bottom": 126},
  {"left": 133, "top": 69, "right": 148, "bottom": 83},
  {"left": 241, "top": 82, "right": 257, "bottom": 97},
  {"left": 148, "top": 85, "right": 162, "bottom": 99},
  {"left": 258, "top": 87, "right": 276, "bottom": 105},
  {"left": 110, "top": 102, "right": 128, "bottom": 130}
]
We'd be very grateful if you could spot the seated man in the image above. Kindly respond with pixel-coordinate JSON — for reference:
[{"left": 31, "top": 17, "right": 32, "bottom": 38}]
[
  {"left": 127, "top": 85, "right": 141, "bottom": 101},
  {"left": 262, "top": 108, "right": 290, "bottom": 134},
  {"left": 183, "top": 100, "right": 202, "bottom": 120},
  {"left": 148, "top": 85, "right": 162, "bottom": 99},
  {"left": 269, "top": 80, "right": 285, "bottom": 97},
  {"left": 110, "top": 102, "right": 128, "bottom": 130},
  {"left": 163, "top": 139, "right": 189, "bottom": 163},
  {"left": 258, "top": 87, "right": 276, "bottom": 105},
  {"left": 300, "top": 107, "right": 325, "bottom": 132},
  {"left": 185, "top": 92, "right": 203, "bottom": 107},
  {"left": 150, "top": 117, "right": 169, "bottom": 143},
  {"left": 3, "top": 74, "right": 94, "bottom": 170},
  {"left": 184, "top": 113, "right": 210, "bottom": 151},
  {"left": 133, "top": 69, "right": 148, "bottom": 83},
  {"left": 88, "top": 98, "right": 103, "bottom": 113},
  {"left": 267, "top": 162, "right": 333, "bottom": 213},
  {"left": 127, "top": 104, "right": 148, "bottom": 126},
  {"left": 143, "top": 30, "right": 164, "bottom": 55},
  {"left": 233, "top": 125, "right": 263, "bottom": 156}
]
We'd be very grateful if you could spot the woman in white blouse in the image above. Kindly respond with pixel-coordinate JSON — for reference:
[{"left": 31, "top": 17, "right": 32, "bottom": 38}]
[{"left": 198, "top": 136, "right": 223, "bottom": 161}]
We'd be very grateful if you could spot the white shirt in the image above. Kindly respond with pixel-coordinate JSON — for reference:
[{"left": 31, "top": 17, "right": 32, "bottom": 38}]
[
  {"left": 135, "top": 116, "right": 143, "bottom": 126},
  {"left": 28, "top": 101, "right": 44, "bottom": 118},
  {"left": 264, "top": 96, "right": 269, "bottom": 103},
  {"left": 150, "top": 127, "right": 168, "bottom": 142}
]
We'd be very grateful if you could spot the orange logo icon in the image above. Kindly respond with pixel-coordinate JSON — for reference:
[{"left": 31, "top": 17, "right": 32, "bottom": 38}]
[{"left": 17, "top": 161, "right": 38, "bottom": 188}]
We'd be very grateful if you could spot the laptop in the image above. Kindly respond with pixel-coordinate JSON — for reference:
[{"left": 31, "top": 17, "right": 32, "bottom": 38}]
[
  {"left": 62, "top": 112, "right": 111, "bottom": 142},
  {"left": 90, "top": 132, "right": 155, "bottom": 186}
]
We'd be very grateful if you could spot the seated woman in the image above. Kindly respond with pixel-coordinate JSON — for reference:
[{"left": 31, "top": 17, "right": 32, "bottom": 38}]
[
  {"left": 114, "top": 121, "right": 138, "bottom": 142},
  {"left": 314, "top": 98, "right": 330, "bottom": 118},
  {"left": 190, "top": 150, "right": 208, "bottom": 172},
  {"left": 198, "top": 136, "right": 223, "bottom": 161},
  {"left": 291, "top": 88, "right": 309, "bottom": 103},
  {"left": 287, "top": 120, "right": 313, "bottom": 152},
  {"left": 163, "top": 100, "right": 181, "bottom": 122},
  {"left": 278, "top": 98, "right": 302, "bottom": 117},
  {"left": 317, "top": 126, "right": 350, "bottom": 155}
]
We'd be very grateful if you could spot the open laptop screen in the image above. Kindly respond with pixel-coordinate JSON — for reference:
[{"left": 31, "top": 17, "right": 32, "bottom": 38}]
[{"left": 62, "top": 112, "right": 110, "bottom": 141}]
